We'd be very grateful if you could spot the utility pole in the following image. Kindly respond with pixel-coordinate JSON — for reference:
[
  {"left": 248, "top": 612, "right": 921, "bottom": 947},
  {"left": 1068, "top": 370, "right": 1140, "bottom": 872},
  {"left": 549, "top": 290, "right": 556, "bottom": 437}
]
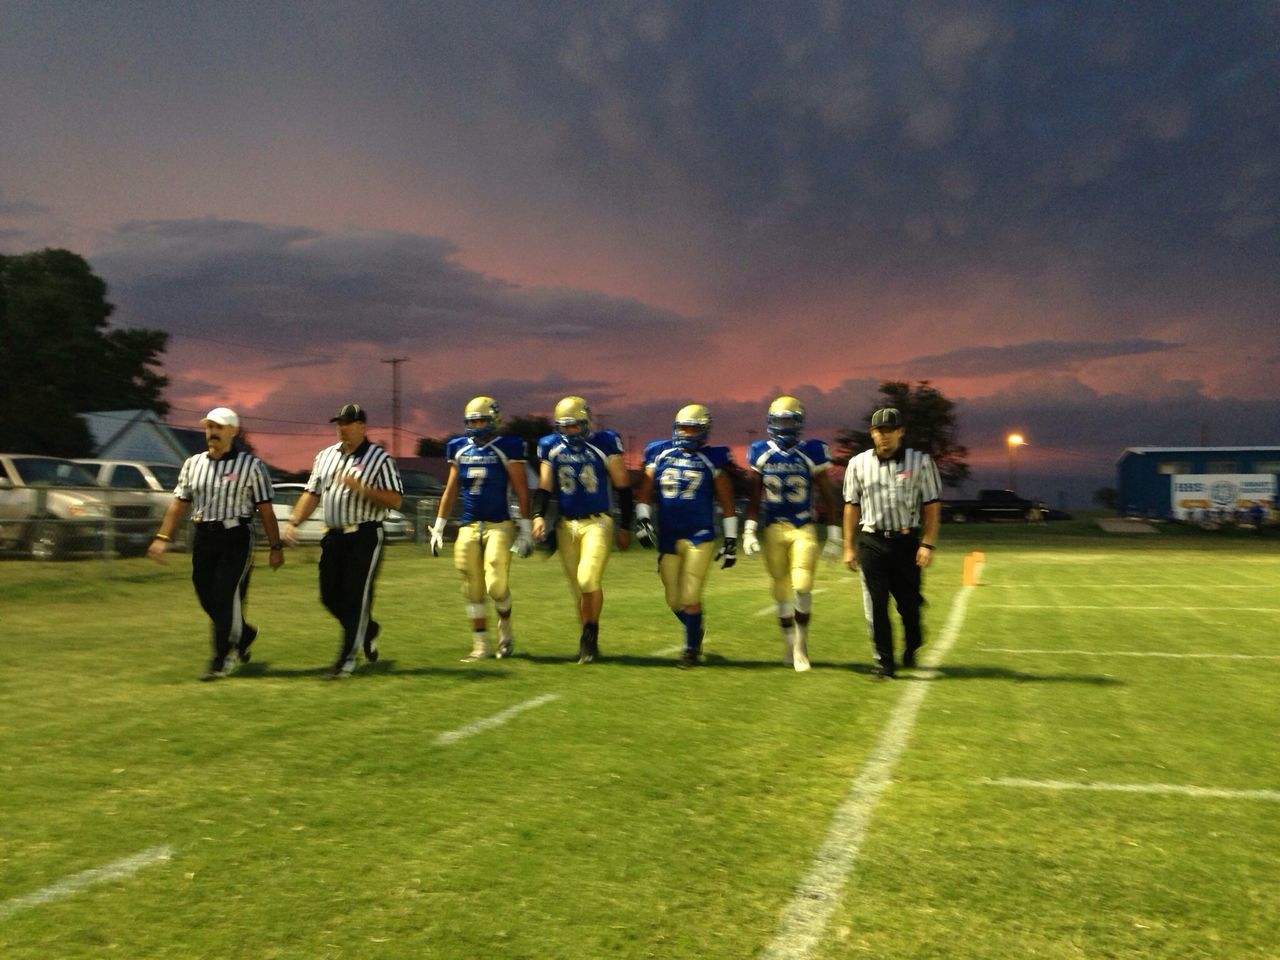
[{"left": 381, "top": 357, "right": 409, "bottom": 458}]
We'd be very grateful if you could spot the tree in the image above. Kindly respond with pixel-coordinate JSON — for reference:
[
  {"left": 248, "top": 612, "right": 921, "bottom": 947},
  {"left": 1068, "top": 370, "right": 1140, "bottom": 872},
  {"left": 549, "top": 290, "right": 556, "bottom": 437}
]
[
  {"left": 0, "top": 249, "right": 169, "bottom": 456},
  {"left": 415, "top": 436, "right": 449, "bottom": 457},
  {"left": 834, "top": 380, "right": 971, "bottom": 488},
  {"left": 504, "top": 414, "right": 554, "bottom": 463}
]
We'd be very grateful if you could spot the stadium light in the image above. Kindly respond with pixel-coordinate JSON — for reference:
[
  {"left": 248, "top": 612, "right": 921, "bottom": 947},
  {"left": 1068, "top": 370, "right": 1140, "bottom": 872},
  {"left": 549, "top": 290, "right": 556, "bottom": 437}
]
[{"left": 1007, "top": 433, "right": 1026, "bottom": 491}]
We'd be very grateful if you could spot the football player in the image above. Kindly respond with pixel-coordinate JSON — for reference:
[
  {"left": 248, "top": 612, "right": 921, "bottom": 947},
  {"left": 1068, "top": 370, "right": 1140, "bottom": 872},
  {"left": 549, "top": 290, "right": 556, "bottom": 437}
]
[
  {"left": 532, "top": 396, "right": 633, "bottom": 663},
  {"left": 741, "top": 396, "right": 841, "bottom": 671},
  {"left": 431, "top": 397, "right": 533, "bottom": 661},
  {"left": 635, "top": 404, "right": 738, "bottom": 668}
]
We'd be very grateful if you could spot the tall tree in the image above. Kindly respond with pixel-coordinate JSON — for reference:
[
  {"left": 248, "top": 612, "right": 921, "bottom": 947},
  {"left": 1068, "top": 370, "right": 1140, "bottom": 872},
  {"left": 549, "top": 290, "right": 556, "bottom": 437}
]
[
  {"left": 504, "top": 414, "right": 554, "bottom": 463},
  {"left": 415, "top": 436, "right": 449, "bottom": 457},
  {"left": 0, "top": 249, "right": 169, "bottom": 456},
  {"left": 834, "top": 380, "right": 971, "bottom": 488}
]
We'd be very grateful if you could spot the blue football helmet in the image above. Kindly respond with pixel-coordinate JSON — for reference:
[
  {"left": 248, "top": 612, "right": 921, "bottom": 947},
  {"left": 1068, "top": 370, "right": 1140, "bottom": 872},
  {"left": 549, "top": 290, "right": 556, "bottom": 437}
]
[
  {"left": 673, "top": 403, "right": 712, "bottom": 451},
  {"left": 554, "top": 396, "right": 592, "bottom": 448},
  {"left": 464, "top": 396, "right": 500, "bottom": 440},
  {"left": 767, "top": 396, "right": 804, "bottom": 448}
]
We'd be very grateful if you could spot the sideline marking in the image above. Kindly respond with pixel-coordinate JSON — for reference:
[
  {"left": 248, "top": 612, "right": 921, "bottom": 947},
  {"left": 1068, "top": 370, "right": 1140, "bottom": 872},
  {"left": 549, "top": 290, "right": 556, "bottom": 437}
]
[
  {"left": 0, "top": 846, "right": 174, "bottom": 922},
  {"left": 648, "top": 644, "right": 684, "bottom": 657},
  {"left": 762, "top": 586, "right": 973, "bottom": 960},
  {"left": 979, "top": 648, "right": 1280, "bottom": 660},
  {"left": 433, "top": 693, "right": 560, "bottom": 746},
  {"left": 984, "top": 778, "right": 1280, "bottom": 803}
]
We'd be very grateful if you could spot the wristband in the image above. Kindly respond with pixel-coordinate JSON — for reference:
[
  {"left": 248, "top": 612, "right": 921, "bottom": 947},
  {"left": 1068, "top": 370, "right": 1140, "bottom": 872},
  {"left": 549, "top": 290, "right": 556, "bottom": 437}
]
[
  {"left": 532, "top": 487, "right": 550, "bottom": 519},
  {"left": 270, "top": 543, "right": 284, "bottom": 551},
  {"left": 921, "top": 542, "right": 935, "bottom": 550},
  {"left": 154, "top": 533, "right": 172, "bottom": 542}
]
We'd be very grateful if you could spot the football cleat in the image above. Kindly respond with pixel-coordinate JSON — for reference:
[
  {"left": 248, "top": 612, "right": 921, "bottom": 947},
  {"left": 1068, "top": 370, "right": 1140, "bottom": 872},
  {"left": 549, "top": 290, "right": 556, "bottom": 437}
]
[
  {"left": 554, "top": 396, "right": 592, "bottom": 448},
  {"left": 464, "top": 396, "right": 501, "bottom": 441},
  {"left": 767, "top": 395, "right": 805, "bottom": 448},
  {"left": 672, "top": 403, "right": 712, "bottom": 451}
]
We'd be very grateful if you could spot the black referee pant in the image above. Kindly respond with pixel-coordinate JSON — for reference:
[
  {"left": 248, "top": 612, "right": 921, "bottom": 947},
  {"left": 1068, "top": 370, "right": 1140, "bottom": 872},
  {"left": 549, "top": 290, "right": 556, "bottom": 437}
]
[
  {"left": 191, "top": 522, "right": 256, "bottom": 669},
  {"left": 856, "top": 530, "right": 923, "bottom": 673},
  {"left": 319, "top": 522, "right": 384, "bottom": 668}
]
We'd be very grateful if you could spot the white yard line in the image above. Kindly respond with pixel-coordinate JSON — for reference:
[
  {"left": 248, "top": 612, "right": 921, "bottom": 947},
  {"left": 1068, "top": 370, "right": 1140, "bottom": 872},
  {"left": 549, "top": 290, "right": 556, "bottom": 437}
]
[
  {"left": 984, "top": 778, "right": 1280, "bottom": 803},
  {"left": 979, "top": 648, "right": 1280, "bottom": 660},
  {"left": 433, "top": 693, "right": 560, "bottom": 746},
  {"left": 761, "top": 585, "right": 973, "bottom": 960},
  {"left": 648, "top": 644, "right": 685, "bottom": 657},
  {"left": 0, "top": 846, "right": 174, "bottom": 922},
  {"left": 986, "top": 604, "right": 1280, "bottom": 612}
]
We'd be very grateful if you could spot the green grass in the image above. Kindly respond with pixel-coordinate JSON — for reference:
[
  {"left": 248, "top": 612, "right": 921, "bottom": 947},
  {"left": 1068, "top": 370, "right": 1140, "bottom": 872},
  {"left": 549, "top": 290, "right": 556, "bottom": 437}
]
[{"left": 1, "top": 520, "right": 1277, "bottom": 958}]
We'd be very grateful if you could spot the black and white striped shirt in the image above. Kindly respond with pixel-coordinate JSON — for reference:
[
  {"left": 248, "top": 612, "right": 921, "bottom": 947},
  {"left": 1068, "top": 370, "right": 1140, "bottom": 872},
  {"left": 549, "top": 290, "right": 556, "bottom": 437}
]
[
  {"left": 842, "top": 448, "right": 941, "bottom": 532},
  {"left": 305, "top": 438, "right": 404, "bottom": 528},
  {"left": 174, "top": 449, "right": 274, "bottom": 522}
]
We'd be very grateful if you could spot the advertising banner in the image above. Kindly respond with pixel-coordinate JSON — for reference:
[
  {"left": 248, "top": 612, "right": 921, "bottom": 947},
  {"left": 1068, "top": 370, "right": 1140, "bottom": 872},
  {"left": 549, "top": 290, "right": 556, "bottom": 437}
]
[{"left": 1170, "top": 474, "right": 1277, "bottom": 521}]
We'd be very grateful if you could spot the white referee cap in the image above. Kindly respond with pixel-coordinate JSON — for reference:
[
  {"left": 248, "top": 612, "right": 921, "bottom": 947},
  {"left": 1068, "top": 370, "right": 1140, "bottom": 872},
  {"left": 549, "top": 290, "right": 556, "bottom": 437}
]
[{"left": 202, "top": 407, "right": 240, "bottom": 428}]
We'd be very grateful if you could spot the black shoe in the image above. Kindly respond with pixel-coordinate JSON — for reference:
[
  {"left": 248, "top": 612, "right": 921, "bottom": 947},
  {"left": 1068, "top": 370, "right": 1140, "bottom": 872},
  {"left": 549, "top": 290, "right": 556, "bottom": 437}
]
[
  {"left": 363, "top": 622, "right": 381, "bottom": 663},
  {"left": 678, "top": 649, "right": 700, "bottom": 669},
  {"left": 872, "top": 665, "right": 896, "bottom": 681},
  {"left": 236, "top": 627, "right": 258, "bottom": 664},
  {"left": 902, "top": 646, "right": 918, "bottom": 669}
]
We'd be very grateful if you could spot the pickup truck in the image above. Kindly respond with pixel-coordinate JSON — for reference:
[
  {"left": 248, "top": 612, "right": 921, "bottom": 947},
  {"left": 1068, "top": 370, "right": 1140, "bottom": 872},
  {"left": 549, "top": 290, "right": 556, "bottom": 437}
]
[
  {"left": 0, "top": 454, "right": 159, "bottom": 558},
  {"left": 942, "top": 489, "right": 1040, "bottom": 523}
]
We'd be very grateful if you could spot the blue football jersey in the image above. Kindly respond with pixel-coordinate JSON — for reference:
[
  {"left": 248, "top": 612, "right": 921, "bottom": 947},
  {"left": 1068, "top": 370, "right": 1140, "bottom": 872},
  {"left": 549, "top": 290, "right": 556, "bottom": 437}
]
[
  {"left": 644, "top": 440, "right": 732, "bottom": 550},
  {"left": 447, "top": 433, "right": 527, "bottom": 523},
  {"left": 537, "top": 429, "right": 625, "bottom": 519},
  {"left": 747, "top": 437, "right": 831, "bottom": 527}
]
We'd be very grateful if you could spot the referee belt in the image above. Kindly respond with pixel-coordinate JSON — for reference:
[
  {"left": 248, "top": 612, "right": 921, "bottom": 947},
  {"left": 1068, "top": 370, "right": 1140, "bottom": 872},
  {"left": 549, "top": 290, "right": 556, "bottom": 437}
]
[
  {"left": 196, "top": 517, "right": 249, "bottom": 529},
  {"left": 328, "top": 520, "right": 383, "bottom": 534},
  {"left": 860, "top": 527, "right": 919, "bottom": 540}
]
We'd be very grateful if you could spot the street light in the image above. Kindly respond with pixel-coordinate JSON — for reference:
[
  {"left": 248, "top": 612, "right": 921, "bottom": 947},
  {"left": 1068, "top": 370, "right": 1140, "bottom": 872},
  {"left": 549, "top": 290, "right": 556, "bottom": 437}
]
[{"left": 1006, "top": 433, "right": 1025, "bottom": 491}]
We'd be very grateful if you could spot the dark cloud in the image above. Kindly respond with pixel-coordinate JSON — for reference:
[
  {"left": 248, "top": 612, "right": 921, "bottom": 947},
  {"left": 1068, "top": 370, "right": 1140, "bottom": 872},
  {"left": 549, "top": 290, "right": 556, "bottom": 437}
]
[
  {"left": 0, "top": 197, "right": 46, "bottom": 217},
  {"left": 892, "top": 338, "right": 1183, "bottom": 377},
  {"left": 93, "top": 218, "right": 711, "bottom": 353}
]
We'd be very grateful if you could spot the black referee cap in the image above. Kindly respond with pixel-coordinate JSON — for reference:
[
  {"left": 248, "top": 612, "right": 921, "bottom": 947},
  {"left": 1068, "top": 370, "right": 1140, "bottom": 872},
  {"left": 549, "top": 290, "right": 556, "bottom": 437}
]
[
  {"left": 330, "top": 403, "right": 367, "bottom": 423},
  {"left": 870, "top": 407, "right": 903, "bottom": 428}
]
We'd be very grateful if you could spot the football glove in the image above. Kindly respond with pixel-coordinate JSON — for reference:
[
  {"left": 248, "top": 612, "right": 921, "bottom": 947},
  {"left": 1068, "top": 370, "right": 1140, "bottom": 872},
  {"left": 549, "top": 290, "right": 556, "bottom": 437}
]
[
  {"left": 429, "top": 516, "right": 447, "bottom": 557},
  {"left": 717, "top": 537, "right": 738, "bottom": 569},
  {"left": 742, "top": 519, "right": 761, "bottom": 556},
  {"left": 821, "top": 524, "right": 843, "bottom": 561},
  {"left": 512, "top": 518, "right": 533, "bottom": 558},
  {"left": 635, "top": 517, "right": 656, "bottom": 549}
]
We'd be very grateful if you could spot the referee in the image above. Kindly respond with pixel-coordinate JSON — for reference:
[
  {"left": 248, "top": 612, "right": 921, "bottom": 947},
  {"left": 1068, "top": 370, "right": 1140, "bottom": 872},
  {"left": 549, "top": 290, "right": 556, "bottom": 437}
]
[
  {"left": 842, "top": 407, "right": 941, "bottom": 680},
  {"left": 148, "top": 407, "right": 284, "bottom": 680},
  {"left": 285, "top": 403, "right": 403, "bottom": 679}
]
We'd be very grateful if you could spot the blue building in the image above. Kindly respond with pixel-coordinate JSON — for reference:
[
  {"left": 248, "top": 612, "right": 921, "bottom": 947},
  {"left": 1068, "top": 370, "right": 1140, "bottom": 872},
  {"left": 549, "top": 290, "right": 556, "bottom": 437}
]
[{"left": 1117, "top": 447, "right": 1280, "bottom": 518}]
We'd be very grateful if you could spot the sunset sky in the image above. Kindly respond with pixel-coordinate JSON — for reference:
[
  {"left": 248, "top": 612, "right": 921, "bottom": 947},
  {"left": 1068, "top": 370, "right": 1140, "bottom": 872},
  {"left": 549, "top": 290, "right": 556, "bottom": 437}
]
[{"left": 2, "top": 2, "right": 1277, "bottom": 504}]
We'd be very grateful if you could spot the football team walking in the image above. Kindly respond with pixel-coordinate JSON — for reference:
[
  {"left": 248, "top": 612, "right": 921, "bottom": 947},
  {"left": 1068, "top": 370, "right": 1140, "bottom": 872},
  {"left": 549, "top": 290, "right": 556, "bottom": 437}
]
[{"left": 151, "top": 395, "right": 940, "bottom": 683}]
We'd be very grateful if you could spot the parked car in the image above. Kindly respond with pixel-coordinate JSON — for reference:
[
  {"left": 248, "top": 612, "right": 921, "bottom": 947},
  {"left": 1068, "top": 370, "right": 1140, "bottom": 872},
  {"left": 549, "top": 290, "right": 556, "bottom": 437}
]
[
  {"left": 0, "top": 454, "right": 132, "bottom": 559},
  {"left": 259, "top": 483, "right": 409, "bottom": 545},
  {"left": 942, "top": 489, "right": 1072, "bottom": 523},
  {"left": 76, "top": 458, "right": 185, "bottom": 548},
  {"left": 942, "top": 489, "right": 1039, "bottom": 523},
  {"left": 399, "top": 468, "right": 461, "bottom": 542}
]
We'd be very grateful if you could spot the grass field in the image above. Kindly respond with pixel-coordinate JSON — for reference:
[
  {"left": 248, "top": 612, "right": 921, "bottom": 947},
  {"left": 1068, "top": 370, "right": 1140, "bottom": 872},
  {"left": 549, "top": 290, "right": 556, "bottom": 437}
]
[{"left": 2, "top": 517, "right": 1277, "bottom": 959}]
